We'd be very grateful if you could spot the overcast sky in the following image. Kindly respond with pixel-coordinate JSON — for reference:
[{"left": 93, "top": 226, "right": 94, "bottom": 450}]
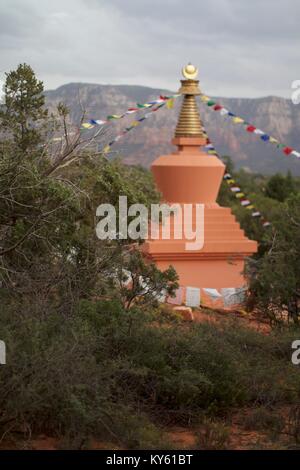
[{"left": 0, "top": 0, "right": 299, "bottom": 97}]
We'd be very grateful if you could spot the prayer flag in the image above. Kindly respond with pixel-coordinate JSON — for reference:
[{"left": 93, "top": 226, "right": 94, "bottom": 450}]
[
  {"left": 107, "top": 114, "right": 124, "bottom": 120},
  {"left": 166, "top": 98, "right": 174, "bottom": 109},
  {"left": 283, "top": 147, "right": 293, "bottom": 155},
  {"left": 200, "top": 95, "right": 210, "bottom": 102},
  {"left": 232, "top": 117, "right": 244, "bottom": 124},
  {"left": 203, "top": 288, "right": 222, "bottom": 300},
  {"left": 102, "top": 145, "right": 110, "bottom": 154}
]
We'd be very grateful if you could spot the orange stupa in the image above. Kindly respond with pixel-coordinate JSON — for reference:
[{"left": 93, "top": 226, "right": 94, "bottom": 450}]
[{"left": 142, "top": 64, "right": 257, "bottom": 306}]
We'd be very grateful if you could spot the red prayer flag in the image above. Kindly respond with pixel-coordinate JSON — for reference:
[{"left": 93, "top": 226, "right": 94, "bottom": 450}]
[
  {"left": 246, "top": 125, "right": 256, "bottom": 132},
  {"left": 283, "top": 147, "right": 293, "bottom": 155},
  {"left": 213, "top": 104, "right": 222, "bottom": 111}
]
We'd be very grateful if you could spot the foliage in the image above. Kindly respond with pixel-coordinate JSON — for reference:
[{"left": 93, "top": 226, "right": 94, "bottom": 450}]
[
  {"left": 114, "top": 248, "right": 179, "bottom": 309},
  {"left": 1, "top": 299, "right": 300, "bottom": 447},
  {"left": 195, "top": 419, "right": 230, "bottom": 450},
  {"left": 247, "top": 194, "right": 300, "bottom": 324},
  {"left": 287, "top": 405, "right": 300, "bottom": 444},
  {"left": 243, "top": 407, "right": 285, "bottom": 436},
  {"left": 1, "top": 63, "right": 300, "bottom": 449},
  {"left": 0, "top": 63, "right": 166, "bottom": 310},
  {"left": 0, "top": 63, "right": 48, "bottom": 152},
  {"left": 217, "top": 158, "right": 300, "bottom": 324},
  {"left": 265, "top": 172, "right": 296, "bottom": 202}
]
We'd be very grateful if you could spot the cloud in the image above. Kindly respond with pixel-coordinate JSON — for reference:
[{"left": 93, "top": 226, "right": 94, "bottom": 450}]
[{"left": 0, "top": 0, "right": 299, "bottom": 97}]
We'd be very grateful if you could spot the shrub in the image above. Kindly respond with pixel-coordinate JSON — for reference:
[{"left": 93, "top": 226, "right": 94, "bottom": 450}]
[
  {"left": 195, "top": 419, "right": 230, "bottom": 450},
  {"left": 243, "top": 407, "right": 285, "bottom": 436},
  {"left": 1, "top": 299, "right": 300, "bottom": 447}
]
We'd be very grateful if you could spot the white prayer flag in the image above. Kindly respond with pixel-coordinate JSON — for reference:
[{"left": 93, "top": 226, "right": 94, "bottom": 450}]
[
  {"left": 167, "top": 287, "right": 183, "bottom": 305},
  {"left": 203, "top": 288, "right": 222, "bottom": 301},
  {"left": 186, "top": 287, "right": 200, "bottom": 308}
]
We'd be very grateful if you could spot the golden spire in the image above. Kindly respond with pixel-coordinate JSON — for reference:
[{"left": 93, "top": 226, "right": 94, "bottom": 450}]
[{"left": 175, "top": 63, "right": 204, "bottom": 138}]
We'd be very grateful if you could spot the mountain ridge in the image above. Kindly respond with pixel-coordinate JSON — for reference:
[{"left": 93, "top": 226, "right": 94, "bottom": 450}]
[{"left": 45, "top": 83, "right": 300, "bottom": 175}]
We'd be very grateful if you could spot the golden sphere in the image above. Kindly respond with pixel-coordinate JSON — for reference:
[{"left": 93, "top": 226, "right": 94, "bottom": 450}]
[
  {"left": 182, "top": 63, "right": 198, "bottom": 80},
  {"left": 186, "top": 64, "right": 196, "bottom": 74}
]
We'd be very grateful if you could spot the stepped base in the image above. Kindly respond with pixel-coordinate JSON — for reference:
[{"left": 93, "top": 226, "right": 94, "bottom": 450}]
[{"left": 142, "top": 204, "right": 257, "bottom": 299}]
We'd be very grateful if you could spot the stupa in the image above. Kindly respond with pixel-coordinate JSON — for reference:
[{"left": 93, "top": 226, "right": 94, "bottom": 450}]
[{"left": 142, "top": 64, "right": 257, "bottom": 307}]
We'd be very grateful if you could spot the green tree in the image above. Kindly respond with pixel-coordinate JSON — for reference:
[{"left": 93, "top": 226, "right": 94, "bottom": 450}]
[
  {"left": 247, "top": 193, "right": 300, "bottom": 324},
  {"left": 265, "top": 172, "right": 295, "bottom": 202},
  {"left": 0, "top": 64, "right": 172, "bottom": 312},
  {"left": 114, "top": 248, "right": 179, "bottom": 309},
  {"left": 0, "top": 63, "right": 48, "bottom": 153}
]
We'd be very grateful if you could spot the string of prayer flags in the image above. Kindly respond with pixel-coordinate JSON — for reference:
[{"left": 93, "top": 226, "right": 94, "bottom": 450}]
[
  {"left": 224, "top": 171, "right": 271, "bottom": 227},
  {"left": 101, "top": 98, "right": 173, "bottom": 155},
  {"left": 82, "top": 94, "right": 180, "bottom": 130},
  {"left": 199, "top": 94, "right": 300, "bottom": 161},
  {"left": 202, "top": 130, "right": 271, "bottom": 228}
]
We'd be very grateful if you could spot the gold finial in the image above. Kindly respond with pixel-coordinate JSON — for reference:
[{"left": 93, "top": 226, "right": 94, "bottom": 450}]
[
  {"left": 182, "top": 63, "right": 198, "bottom": 80},
  {"left": 175, "top": 64, "right": 204, "bottom": 138}
]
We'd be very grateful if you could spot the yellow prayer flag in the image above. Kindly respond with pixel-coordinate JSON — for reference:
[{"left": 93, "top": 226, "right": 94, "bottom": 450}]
[
  {"left": 246, "top": 205, "right": 254, "bottom": 210},
  {"left": 232, "top": 117, "right": 244, "bottom": 124},
  {"left": 103, "top": 145, "right": 111, "bottom": 154},
  {"left": 200, "top": 95, "right": 210, "bottom": 102},
  {"left": 236, "top": 193, "right": 245, "bottom": 198},
  {"left": 269, "top": 137, "right": 279, "bottom": 144},
  {"left": 131, "top": 121, "right": 139, "bottom": 127},
  {"left": 82, "top": 123, "right": 93, "bottom": 129},
  {"left": 226, "top": 179, "right": 235, "bottom": 184},
  {"left": 166, "top": 98, "right": 174, "bottom": 109}
]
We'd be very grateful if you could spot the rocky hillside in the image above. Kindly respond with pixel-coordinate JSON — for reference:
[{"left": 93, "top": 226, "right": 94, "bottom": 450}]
[{"left": 45, "top": 83, "right": 300, "bottom": 175}]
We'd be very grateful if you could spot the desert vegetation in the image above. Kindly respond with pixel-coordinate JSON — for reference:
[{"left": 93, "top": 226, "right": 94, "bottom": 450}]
[{"left": 1, "top": 64, "right": 300, "bottom": 450}]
